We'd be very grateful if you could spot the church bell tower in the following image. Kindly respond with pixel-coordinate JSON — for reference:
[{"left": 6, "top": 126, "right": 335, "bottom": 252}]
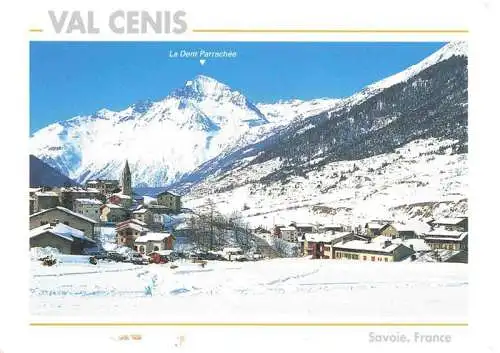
[{"left": 120, "top": 159, "right": 132, "bottom": 196}]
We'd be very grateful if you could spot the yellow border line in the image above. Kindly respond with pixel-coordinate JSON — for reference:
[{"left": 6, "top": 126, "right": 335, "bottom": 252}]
[
  {"left": 29, "top": 29, "right": 44, "bottom": 32},
  {"left": 30, "top": 322, "right": 468, "bottom": 327},
  {"left": 192, "top": 29, "right": 469, "bottom": 34}
]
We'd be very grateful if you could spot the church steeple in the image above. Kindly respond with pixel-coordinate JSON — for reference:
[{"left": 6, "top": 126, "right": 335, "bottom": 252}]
[{"left": 120, "top": 159, "right": 132, "bottom": 196}]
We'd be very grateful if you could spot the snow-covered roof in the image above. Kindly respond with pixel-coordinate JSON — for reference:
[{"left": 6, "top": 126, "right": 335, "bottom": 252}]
[
  {"left": 425, "top": 232, "right": 468, "bottom": 242},
  {"left": 303, "top": 231, "right": 352, "bottom": 243},
  {"left": 392, "top": 238, "right": 431, "bottom": 252},
  {"left": 425, "top": 229, "right": 468, "bottom": 239},
  {"left": 365, "top": 222, "right": 390, "bottom": 230},
  {"left": 30, "top": 223, "right": 95, "bottom": 243},
  {"left": 156, "top": 190, "right": 180, "bottom": 197},
  {"left": 132, "top": 208, "right": 149, "bottom": 214},
  {"left": 117, "top": 222, "right": 149, "bottom": 233},
  {"left": 111, "top": 193, "right": 132, "bottom": 199},
  {"left": 281, "top": 226, "right": 297, "bottom": 232},
  {"left": 61, "top": 187, "right": 100, "bottom": 193},
  {"left": 135, "top": 232, "right": 172, "bottom": 243},
  {"left": 75, "top": 198, "right": 102, "bottom": 205},
  {"left": 321, "top": 224, "right": 345, "bottom": 229},
  {"left": 30, "top": 206, "right": 98, "bottom": 224},
  {"left": 295, "top": 223, "right": 315, "bottom": 228},
  {"left": 29, "top": 187, "right": 42, "bottom": 193},
  {"left": 431, "top": 217, "right": 467, "bottom": 225},
  {"left": 333, "top": 240, "right": 404, "bottom": 254},
  {"left": 35, "top": 191, "right": 59, "bottom": 197}
]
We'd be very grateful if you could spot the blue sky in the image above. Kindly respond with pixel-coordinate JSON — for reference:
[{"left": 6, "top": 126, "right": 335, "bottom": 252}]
[{"left": 30, "top": 41, "right": 445, "bottom": 134}]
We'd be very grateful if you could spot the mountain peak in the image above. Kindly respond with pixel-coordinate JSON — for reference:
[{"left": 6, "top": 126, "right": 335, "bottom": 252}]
[{"left": 182, "top": 75, "right": 232, "bottom": 98}]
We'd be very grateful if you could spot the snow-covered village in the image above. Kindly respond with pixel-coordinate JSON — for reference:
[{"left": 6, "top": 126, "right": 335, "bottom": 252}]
[{"left": 29, "top": 42, "right": 468, "bottom": 320}]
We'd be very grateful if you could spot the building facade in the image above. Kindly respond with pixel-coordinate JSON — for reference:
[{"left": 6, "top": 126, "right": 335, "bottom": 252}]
[
  {"left": 29, "top": 206, "right": 98, "bottom": 239},
  {"left": 33, "top": 191, "right": 60, "bottom": 212},
  {"left": 74, "top": 198, "right": 103, "bottom": 222},
  {"left": 155, "top": 191, "right": 181, "bottom": 213}
]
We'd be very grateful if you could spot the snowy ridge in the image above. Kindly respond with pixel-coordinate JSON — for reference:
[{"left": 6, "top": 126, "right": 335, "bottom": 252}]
[{"left": 365, "top": 42, "right": 467, "bottom": 95}]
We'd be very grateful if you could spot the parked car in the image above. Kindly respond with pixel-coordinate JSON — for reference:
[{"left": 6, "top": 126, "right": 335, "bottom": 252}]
[
  {"left": 129, "top": 253, "right": 149, "bottom": 265},
  {"left": 106, "top": 251, "right": 127, "bottom": 262},
  {"left": 222, "top": 247, "right": 246, "bottom": 261},
  {"left": 251, "top": 251, "right": 263, "bottom": 261}
]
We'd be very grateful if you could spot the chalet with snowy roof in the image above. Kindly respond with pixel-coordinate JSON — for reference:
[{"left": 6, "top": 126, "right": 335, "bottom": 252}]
[
  {"left": 85, "top": 179, "right": 120, "bottom": 196},
  {"left": 59, "top": 186, "right": 102, "bottom": 211},
  {"left": 134, "top": 232, "right": 175, "bottom": 254},
  {"left": 99, "top": 203, "right": 129, "bottom": 223},
  {"left": 423, "top": 229, "right": 468, "bottom": 251},
  {"left": 332, "top": 238, "right": 414, "bottom": 262},
  {"left": 364, "top": 221, "right": 397, "bottom": 238},
  {"left": 116, "top": 219, "right": 150, "bottom": 248},
  {"left": 29, "top": 206, "right": 98, "bottom": 239},
  {"left": 156, "top": 190, "right": 182, "bottom": 213},
  {"left": 74, "top": 198, "right": 102, "bottom": 222},
  {"left": 298, "top": 231, "right": 357, "bottom": 259},
  {"left": 132, "top": 207, "right": 154, "bottom": 225},
  {"left": 30, "top": 221, "right": 96, "bottom": 255},
  {"left": 429, "top": 217, "right": 468, "bottom": 232},
  {"left": 33, "top": 190, "right": 60, "bottom": 212}
]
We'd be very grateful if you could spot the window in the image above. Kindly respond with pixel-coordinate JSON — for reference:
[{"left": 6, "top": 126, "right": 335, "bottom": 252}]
[
  {"left": 363, "top": 256, "right": 367, "bottom": 261},
  {"left": 384, "top": 258, "right": 388, "bottom": 262},
  {"left": 154, "top": 246, "right": 159, "bottom": 251},
  {"left": 371, "top": 256, "right": 375, "bottom": 262},
  {"left": 63, "top": 221, "right": 69, "bottom": 225}
]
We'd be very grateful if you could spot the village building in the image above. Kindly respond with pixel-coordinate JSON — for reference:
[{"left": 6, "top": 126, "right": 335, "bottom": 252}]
[
  {"left": 429, "top": 217, "right": 468, "bottom": 232},
  {"left": 29, "top": 206, "right": 98, "bottom": 239},
  {"left": 30, "top": 221, "right": 96, "bottom": 255},
  {"left": 293, "top": 223, "right": 316, "bottom": 234},
  {"left": 280, "top": 226, "right": 299, "bottom": 242},
  {"left": 332, "top": 238, "right": 414, "bottom": 262},
  {"left": 74, "top": 198, "right": 103, "bottom": 222},
  {"left": 100, "top": 203, "right": 129, "bottom": 223},
  {"left": 59, "top": 187, "right": 102, "bottom": 211},
  {"left": 134, "top": 232, "right": 175, "bottom": 254},
  {"left": 364, "top": 220, "right": 398, "bottom": 238},
  {"left": 132, "top": 207, "right": 154, "bottom": 225},
  {"left": 423, "top": 229, "right": 468, "bottom": 251},
  {"left": 33, "top": 191, "right": 60, "bottom": 212},
  {"left": 298, "top": 231, "right": 357, "bottom": 259},
  {"left": 155, "top": 190, "right": 182, "bottom": 213},
  {"left": 107, "top": 192, "right": 133, "bottom": 209},
  {"left": 115, "top": 219, "right": 150, "bottom": 248},
  {"left": 85, "top": 179, "right": 120, "bottom": 196}
]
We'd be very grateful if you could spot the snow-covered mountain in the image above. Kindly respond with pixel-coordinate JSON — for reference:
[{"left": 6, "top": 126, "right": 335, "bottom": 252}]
[
  {"left": 31, "top": 76, "right": 270, "bottom": 186},
  {"left": 180, "top": 42, "right": 468, "bottom": 225}
]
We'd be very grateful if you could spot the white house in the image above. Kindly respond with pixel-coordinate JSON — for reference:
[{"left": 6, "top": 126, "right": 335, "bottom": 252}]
[{"left": 134, "top": 232, "right": 175, "bottom": 254}]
